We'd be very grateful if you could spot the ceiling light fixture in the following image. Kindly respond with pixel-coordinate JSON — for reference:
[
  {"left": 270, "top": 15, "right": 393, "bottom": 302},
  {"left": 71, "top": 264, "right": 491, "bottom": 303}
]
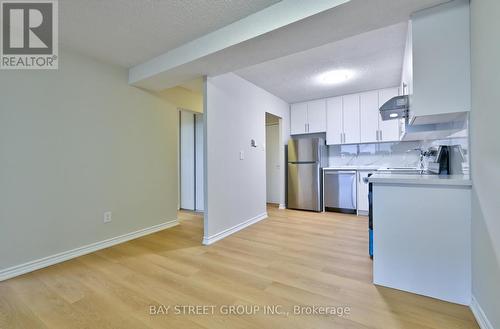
[
  {"left": 317, "top": 69, "right": 354, "bottom": 85},
  {"left": 389, "top": 113, "right": 399, "bottom": 118}
]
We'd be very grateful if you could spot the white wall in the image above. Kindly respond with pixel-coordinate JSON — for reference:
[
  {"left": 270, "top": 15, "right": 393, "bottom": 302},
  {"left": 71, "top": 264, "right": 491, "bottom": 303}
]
[
  {"left": 0, "top": 49, "right": 178, "bottom": 274},
  {"left": 470, "top": 0, "right": 500, "bottom": 327},
  {"left": 204, "top": 73, "right": 289, "bottom": 243}
]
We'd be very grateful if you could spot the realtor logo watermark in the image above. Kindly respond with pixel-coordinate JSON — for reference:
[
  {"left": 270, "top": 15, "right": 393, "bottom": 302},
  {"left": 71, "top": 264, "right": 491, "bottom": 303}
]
[{"left": 1, "top": 0, "right": 58, "bottom": 69}]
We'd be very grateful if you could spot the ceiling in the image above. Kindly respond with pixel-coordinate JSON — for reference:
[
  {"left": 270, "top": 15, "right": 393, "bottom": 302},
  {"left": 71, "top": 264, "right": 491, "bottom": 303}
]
[
  {"left": 58, "top": 0, "right": 449, "bottom": 91},
  {"left": 128, "top": 0, "right": 448, "bottom": 90},
  {"left": 59, "top": 0, "right": 281, "bottom": 67},
  {"left": 236, "top": 23, "right": 408, "bottom": 103},
  {"left": 178, "top": 78, "right": 204, "bottom": 93}
]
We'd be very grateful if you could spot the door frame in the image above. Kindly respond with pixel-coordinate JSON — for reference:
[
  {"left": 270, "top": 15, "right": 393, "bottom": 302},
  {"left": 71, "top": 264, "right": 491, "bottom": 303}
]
[
  {"left": 179, "top": 108, "right": 204, "bottom": 212},
  {"left": 265, "top": 112, "right": 285, "bottom": 209}
]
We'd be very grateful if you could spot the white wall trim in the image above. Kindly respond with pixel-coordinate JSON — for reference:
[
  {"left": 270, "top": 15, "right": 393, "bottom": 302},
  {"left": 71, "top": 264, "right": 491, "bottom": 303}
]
[
  {"left": 0, "top": 219, "right": 178, "bottom": 282},
  {"left": 278, "top": 204, "right": 286, "bottom": 210},
  {"left": 357, "top": 210, "right": 369, "bottom": 216},
  {"left": 470, "top": 296, "right": 494, "bottom": 329},
  {"left": 203, "top": 212, "right": 267, "bottom": 245}
]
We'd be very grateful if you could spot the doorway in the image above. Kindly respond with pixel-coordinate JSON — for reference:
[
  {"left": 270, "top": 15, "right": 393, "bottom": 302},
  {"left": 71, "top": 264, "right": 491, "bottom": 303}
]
[
  {"left": 179, "top": 110, "right": 204, "bottom": 212},
  {"left": 265, "top": 113, "right": 283, "bottom": 207}
]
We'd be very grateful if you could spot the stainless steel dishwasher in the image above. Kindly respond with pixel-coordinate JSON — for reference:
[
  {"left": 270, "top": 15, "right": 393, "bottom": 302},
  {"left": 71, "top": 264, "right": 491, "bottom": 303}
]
[{"left": 323, "top": 170, "right": 357, "bottom": 214}]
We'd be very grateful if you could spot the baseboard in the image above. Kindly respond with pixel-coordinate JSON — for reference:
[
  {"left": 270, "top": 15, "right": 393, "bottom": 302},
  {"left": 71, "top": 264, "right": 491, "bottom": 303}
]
[
  {"left": 278, "top": 204, "right": 286, "bottom": 210},
  {"left": 471, "top": 296, "right": 494, "bottom": 329},
  {"left": 203, "top": 212, "right": 268, "bottom": 245},
  {"left": 0, "top": 219, "right": 178, "bottom": 282},
  {"left": 357, "top": 210, "right": 368, "bottom": 216}
]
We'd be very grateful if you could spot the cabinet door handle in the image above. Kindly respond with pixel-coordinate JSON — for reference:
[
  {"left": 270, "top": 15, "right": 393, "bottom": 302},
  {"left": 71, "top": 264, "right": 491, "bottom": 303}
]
[
  {"left": 305, "top": 123, "right": 307, "bottom": 133},
  {"left": 380, "top": 130, "right": 383, "bottom": 141},
  {"left": 307, "top": 123, "right": 310, "bottom": 132},
  {"left": 376, "top": 130, "right": 379, "bottom": 141}
]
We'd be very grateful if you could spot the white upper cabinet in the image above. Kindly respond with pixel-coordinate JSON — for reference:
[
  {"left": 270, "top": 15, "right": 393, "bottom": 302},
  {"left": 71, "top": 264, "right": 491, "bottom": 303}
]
[
  {"left": 359, "top": 91, "right": 380, "bottom": 143},
  {"left": 307, "top": 99, "right": 327, "bottom": 133},
  {"left": 378, "top": 87, "right": 401, "bottom": 142},
  {"left": 290, "top": 100, "right": 326, "bottom": 135},
  {"left": 290, "top": 102, "right": 308, "bottom": 135},
  {"left": 294, "top": 87, "right": 401, "bottom": 145},
  {"left": 342, "top": 94, "right": 361, "bottom": 144},
  {"left": 401, "top": 21, "right": 413, "bottom": 97},
  {"left": 326, "top": 97, "right": 343, "bottom": 145},
  {"left": 410, "top": 0, "right": 470, "bottom": 124},
  {"left": 359, "top": 88, "right": 401, "bottom": 143}
]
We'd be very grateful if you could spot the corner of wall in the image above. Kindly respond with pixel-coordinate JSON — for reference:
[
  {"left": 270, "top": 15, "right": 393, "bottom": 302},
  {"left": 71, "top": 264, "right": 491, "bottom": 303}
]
[{"left": 471, "top": 296, "right": 495, "bottom": 329}]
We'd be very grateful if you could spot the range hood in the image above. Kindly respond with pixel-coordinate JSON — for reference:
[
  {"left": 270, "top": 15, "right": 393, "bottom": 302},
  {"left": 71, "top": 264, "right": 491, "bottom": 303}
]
[
  {"left": 379, "top": 95, "right": 468, "bottom": 140},
  {"left": 379, "top": 95, "right": 409, "bottom": 121},
  {"left": 401, "top": 119, "right": 468, "bottom": 141}
]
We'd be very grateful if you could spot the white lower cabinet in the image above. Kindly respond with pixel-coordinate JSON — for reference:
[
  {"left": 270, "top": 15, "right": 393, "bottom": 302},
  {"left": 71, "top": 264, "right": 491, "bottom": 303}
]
[
  {"left": 357, "top": 171, "right": 373, "bottom": 213},
  {"left": 372, "top": 181, "right": 471, "bottom": 304}
]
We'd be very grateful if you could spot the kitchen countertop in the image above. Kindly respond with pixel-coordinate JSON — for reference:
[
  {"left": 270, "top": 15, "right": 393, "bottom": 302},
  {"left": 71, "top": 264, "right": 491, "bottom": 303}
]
[
  {"left": 368, "top": 173, "right": 472, "bottom": 186},
  {"left": 323, "top": 166, "right": 397, "bottom": 171}
]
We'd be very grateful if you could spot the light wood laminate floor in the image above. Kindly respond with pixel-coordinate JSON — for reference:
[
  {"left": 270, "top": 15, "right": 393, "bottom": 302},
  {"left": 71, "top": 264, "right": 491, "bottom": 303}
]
[{"left": 0, "top": 206, "right": 478, "bottom": 328}]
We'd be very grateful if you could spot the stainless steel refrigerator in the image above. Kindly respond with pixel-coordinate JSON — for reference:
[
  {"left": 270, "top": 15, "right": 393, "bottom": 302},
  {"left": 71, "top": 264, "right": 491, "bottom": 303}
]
[{"left": 287, "top": 137, "right": 327, "bottom": 212}]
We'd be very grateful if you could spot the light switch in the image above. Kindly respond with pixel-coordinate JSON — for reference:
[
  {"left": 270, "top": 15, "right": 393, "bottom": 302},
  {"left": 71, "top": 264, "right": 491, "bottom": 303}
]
[{"left": 239, "top": 151, "right": 244, "bottom": 160}]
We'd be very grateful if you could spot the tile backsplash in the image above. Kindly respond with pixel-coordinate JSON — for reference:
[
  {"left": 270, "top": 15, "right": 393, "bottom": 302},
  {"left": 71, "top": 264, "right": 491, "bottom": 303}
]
[{"left": 328, "top": 137, "right": 469, "bottom": 171}]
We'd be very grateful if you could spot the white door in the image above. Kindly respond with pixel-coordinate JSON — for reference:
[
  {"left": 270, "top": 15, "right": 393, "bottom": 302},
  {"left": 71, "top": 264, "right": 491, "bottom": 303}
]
[
  {"left": 180, "top": 111, "right": 195, "bottom": 210},
  {"left": 326, "top": 97, "right": 343, "bottom": 145},
  {"left": 342, "top": 94, "right": 361, "bottom": 144},
  {"left": 378, "top": 87, "right": 401, "bottom": 142},
  {"left": 290, "top": 102, "right": 308, "bottom": 135},
  {"left": 359, "top": 91, "right": 380, "bottom": 143},
  {"left": 266, "top": 124, "right": 280, "bottom": 204},
  {"left": 195, "top": 114, "right": 204, "bottom": 211},
  {"left": 307, "top": 99, "right": 326, "bottom": 133},
  {"left": 357, "top": 171, "right": 372, "bottom": 212}
]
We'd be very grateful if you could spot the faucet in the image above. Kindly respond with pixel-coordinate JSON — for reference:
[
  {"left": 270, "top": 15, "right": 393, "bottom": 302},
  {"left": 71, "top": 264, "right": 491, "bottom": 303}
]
[{"left": 409, "top": 148, "right": 431, "bottom": 173}]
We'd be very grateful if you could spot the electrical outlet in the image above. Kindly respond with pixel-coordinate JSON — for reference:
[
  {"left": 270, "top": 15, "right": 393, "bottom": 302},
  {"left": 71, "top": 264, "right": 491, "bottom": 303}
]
[
  {"left": 239, "top": 151, "right": 244, "bottom": 160},
  {"left": 103, "top": 211, "right": 112, "bottom": 223}
]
